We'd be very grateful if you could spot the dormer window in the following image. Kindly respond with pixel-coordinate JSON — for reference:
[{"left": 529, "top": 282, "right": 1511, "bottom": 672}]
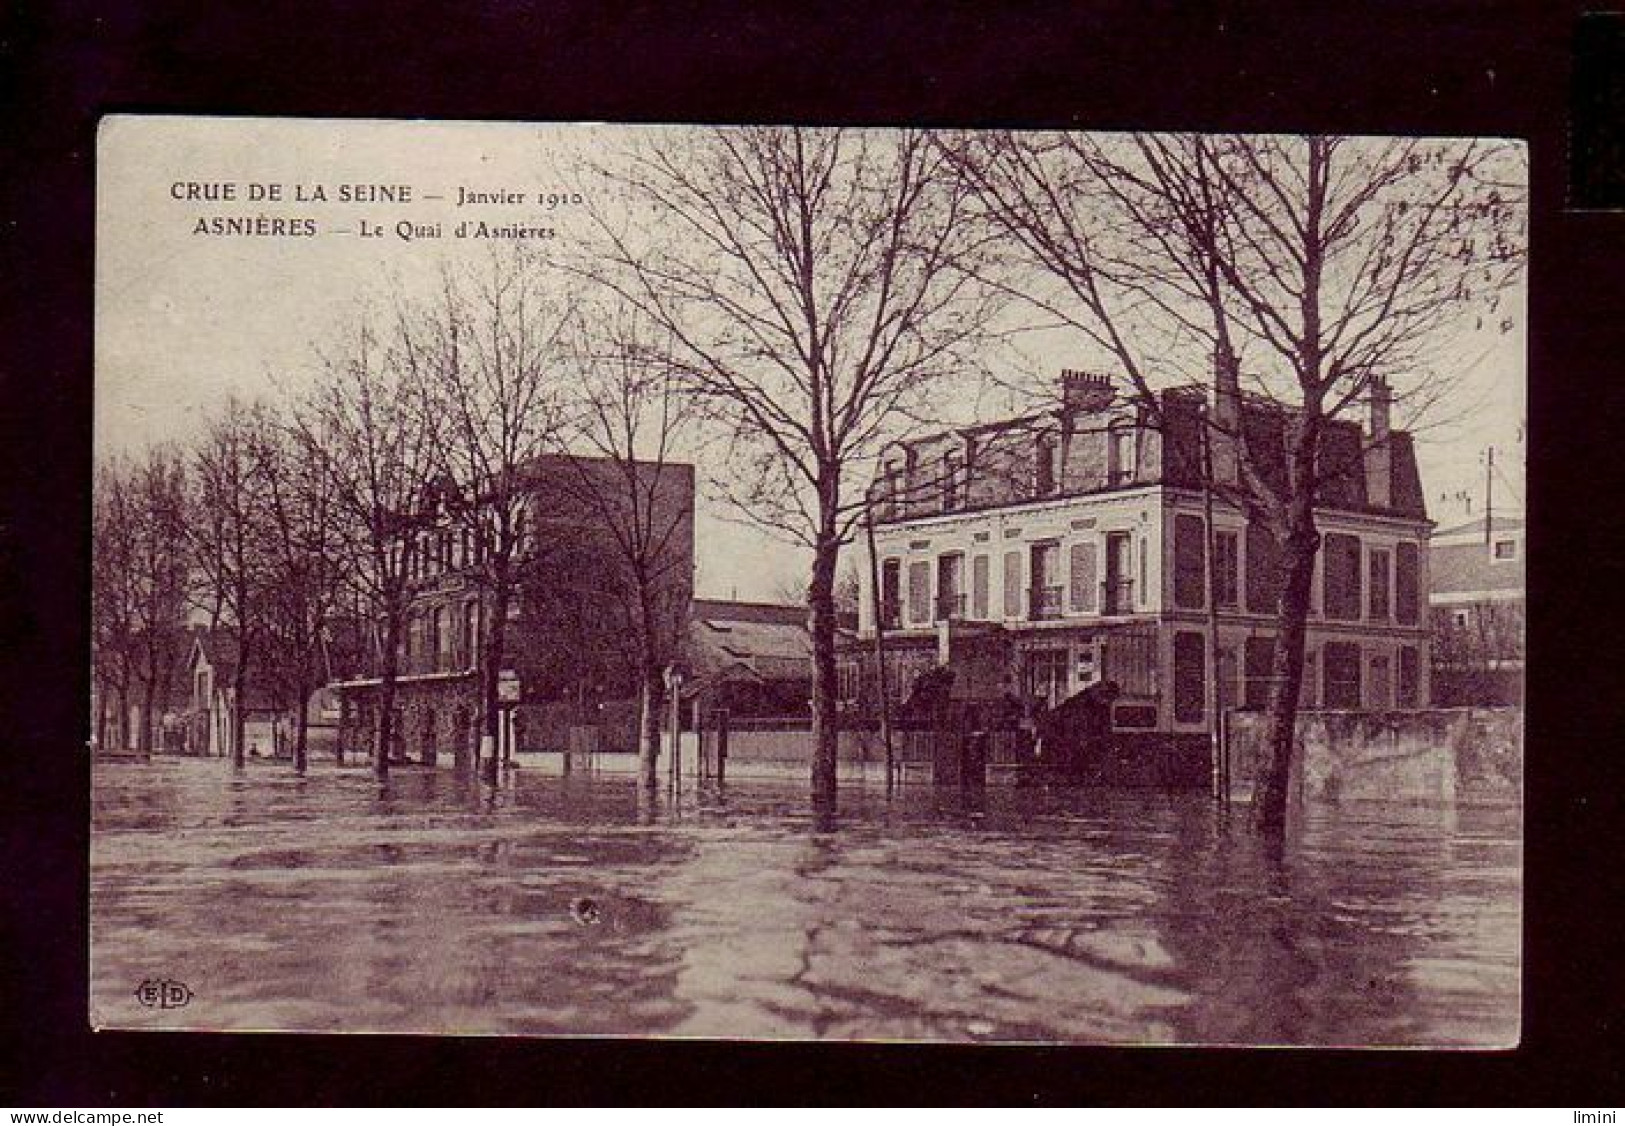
[
  {"left": 942, "top": 453, "right": 962, "bottom": 511},
  {"left": 1108, "top": 422, "right": 1136, "bottom": 486},
  {"left": 883, "top": 460, "right": 903, "bottom": 517}
]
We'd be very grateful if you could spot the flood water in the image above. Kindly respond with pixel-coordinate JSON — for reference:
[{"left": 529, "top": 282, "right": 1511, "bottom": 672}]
[{"left": 91, "top": 756, "right": 1520, "bottom": 1045}]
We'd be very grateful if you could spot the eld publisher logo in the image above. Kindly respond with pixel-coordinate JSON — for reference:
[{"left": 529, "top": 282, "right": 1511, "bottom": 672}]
[{"left": 134, "top": 978, "right": 192, "bottom": 1009}]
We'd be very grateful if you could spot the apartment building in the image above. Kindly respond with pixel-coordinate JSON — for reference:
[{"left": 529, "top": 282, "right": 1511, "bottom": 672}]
[{"left": 846, "top": 367, "right": 1432, "bottom": 740}]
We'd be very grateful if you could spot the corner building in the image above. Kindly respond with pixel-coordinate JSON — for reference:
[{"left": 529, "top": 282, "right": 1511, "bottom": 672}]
[{"left": 846, "top": 369, "right": 1432, "bottom": 750}]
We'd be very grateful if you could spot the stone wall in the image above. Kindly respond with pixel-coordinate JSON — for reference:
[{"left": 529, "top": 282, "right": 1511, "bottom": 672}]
[{"left": 1225, "top": 707, "right": 1521, "bottom": 803}]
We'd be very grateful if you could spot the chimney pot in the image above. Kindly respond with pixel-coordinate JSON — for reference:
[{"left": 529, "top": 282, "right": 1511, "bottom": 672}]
[{"left": 1060, "top": 370, "right": 1115, "bottom": 411}]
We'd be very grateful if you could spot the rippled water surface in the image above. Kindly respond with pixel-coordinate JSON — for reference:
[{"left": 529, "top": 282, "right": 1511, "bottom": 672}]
[{"left": 91, "top": 756, "right": 1519, "bottom": 1045}]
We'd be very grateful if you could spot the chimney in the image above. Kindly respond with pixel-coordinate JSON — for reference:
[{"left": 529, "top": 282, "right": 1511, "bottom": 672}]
[
  {"left": 1365, "top": 375, "right": 1394, "bottom": 509},
  {"left": 1211, "top": 345, "right": 1240, "bottom": 484},
  {"left": 1060, "top": 370, "right": 1114, "bottom": 412}
]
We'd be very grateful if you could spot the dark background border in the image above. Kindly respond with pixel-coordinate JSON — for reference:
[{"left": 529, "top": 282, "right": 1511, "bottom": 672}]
[{"left": 3, "top": 0, "right": 1621, "bottom": 1106}]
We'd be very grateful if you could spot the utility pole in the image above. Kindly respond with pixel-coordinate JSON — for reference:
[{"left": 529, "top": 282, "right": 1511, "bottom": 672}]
[
  {"left": 864, "top": 490, "right": 895, "bottom": 792},
  {"left": 1484, "top": 445, "right": 1495, "bottom": 547}
]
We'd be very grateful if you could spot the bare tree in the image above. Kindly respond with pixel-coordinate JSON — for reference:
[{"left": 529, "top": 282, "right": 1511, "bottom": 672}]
[
  {"left": 945, "top": 132, "right": 1525, "bottom": 833},
  {"left": 397, "top": 254, "right": 572, "bottom": 781},
  {"left": 121, "top": 448, "right": 191, "bottom": 753},
  {"left": 91, "top": 459, "right": 142, "bottom": 751},
  {"left": 557, "top": 304, "right": 696, "bottom": 792},
  {"left": 190, "top": 398, "right": 275, "bottom": 766},
  {"left": 580, "top": 126, "right": 997, "bottom": 808},
  {"left": 298, "top": 323, "right": 440, "bottom": 780},
  {"left": 255, "top": 419, "right": 348, "bottom": 773}
]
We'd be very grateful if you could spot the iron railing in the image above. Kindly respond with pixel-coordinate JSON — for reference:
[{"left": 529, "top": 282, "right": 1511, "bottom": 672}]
[
  {"left": 1029, "top": 585, "right": 1064, "bottom": 620},
  {"left": 1101, "top": 578, "right": 1135, "bottom": 616}
]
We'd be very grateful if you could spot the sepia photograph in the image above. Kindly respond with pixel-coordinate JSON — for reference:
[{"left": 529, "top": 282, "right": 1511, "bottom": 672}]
[{"left": 90, "top": 115, "right": 1527, "bottom": 1046}]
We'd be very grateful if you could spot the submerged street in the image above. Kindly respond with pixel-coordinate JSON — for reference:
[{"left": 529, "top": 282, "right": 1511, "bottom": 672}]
[{"left": 90, "top": 756, "right": 1520, "bottom": 1045}]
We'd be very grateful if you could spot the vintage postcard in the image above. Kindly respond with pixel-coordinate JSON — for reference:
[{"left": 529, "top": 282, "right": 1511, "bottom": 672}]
[{"left": 92, "top": 115, "right": 1525, "bottom": 1043}]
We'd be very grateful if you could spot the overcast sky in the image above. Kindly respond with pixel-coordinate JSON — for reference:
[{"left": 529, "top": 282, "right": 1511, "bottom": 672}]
[{"left": 97, "top": 117, "right": 1527, "bottom": 600}]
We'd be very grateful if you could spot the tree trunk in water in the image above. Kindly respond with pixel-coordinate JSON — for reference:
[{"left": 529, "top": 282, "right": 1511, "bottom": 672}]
[
  {"left": 637, "top": 664, "right": 662, "bottom": 793},
  {"left": 479, "top": 577, "right": 510, "bottom": 783},
  {"left": 231, "top": 654, "right": 248, "bottom": 768},
  {"left": 138, "top": 683, "right": 153, "bottom": 752},
  {"left": 809, "top": 531, "right": 841, "bottom": 809},
  {"left": 376, "top": 612, "right": 401, "bottom": 781},
  {"left": 1251, "top": 427, "right": 1324, "bottom": 836},
  {"left": 293, "top": 673, "right": 310, "bottom": 774}
]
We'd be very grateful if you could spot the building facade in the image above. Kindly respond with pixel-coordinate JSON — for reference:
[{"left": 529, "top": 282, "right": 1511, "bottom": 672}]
[
  {"left": 844, "top": 370, "right": 1433, "bottom": 739},
  {"left": 330, "top": 454, "right": 695, "bottom": 764},
  {"left": 1429, "top": 514, "right": 1524, "bottom": 705}
]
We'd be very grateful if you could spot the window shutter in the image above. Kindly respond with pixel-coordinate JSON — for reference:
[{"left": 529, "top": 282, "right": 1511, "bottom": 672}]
[
  {"left": 1174, "top": 515, "right": 1206, "bottom": 609},
  {"left": 1324, "top": 533, "right": 1363, "bottom": 620},
  {"left": 1395, "top": 542, "right": 1420, "bottom": 625},
  {"left": 908, "top": 560, "right": 930, "bottom": 625},
  {"left": 1246, "top": 521, "right": 1280, "bottom": 613},
  {"left": 1173, "top": 631, "right": 1206, "bottom": 723},
  {"left": 1069, "top": 540, "right": 1097, "bottom": 612},
  {"left": 1003, "top": 551, "right": 1021, "bottom": 618},
  {"left": 972, "top": 555, "right": 990, "bottom": 619}
]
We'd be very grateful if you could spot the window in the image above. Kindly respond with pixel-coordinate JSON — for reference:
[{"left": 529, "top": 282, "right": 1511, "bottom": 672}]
[
  {"left": 971, "top": 554, "right": 990, "bottom": 619},
  {"left": 942, "top": 453, "right": 962, "bottom": 512},
  {"left": 1023, "top": 647, "right": 1070, "bottom": 707},
  {"left": 1323, "top": 533, "right": 1363, "bottom": 621},
  {"left": 836, "top": 660, "right": 859, "bottom": 704},
  {"left": 1173, "top": 631, "right": 1207, "bottom": 723},
  {"left": 1368, "top": 548, "right": 1391, "bottom": 621},
  {"left": 1452, "top": 608, "right": 1471, "bottom": 629},
  {"left": 1214, "top": 531, "right": 1239, "bottom": 609},
  {"left": 1323, "top": 642, "right": 1362, "bottom": 709},
  {"left": 1029, "top": 541, "right": 1061, "bottom": 619},
  {"left": 1003, "top": 551, "right": 1022, "bottom": 618},
  {"left": 880, "top": 559, "right": 902, "bottom": 628},
  {"left": 1493, "top": 538, "right": 1517, "bottom": 560},
  {"left": 1103, "top": 531, "right": 1134, "bottom": 615},
  {"left": 1299, "top": 649, "right": 1318, "bottom": 709},
  {"left": 1395, "top": 541, "right": 1421, "bottom": 625},
  {"left": 1173, "top": 514, "right": 1206, "bottom": 610},
  {"left": 1244, "top": 635, "right": 1276, "bottom": 709}
]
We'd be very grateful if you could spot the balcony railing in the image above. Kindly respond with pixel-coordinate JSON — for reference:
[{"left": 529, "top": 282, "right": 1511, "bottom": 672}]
[
  {"left": 1029, "top": 585, "right": 1064, "bottom": 621},
  {"left": 1101, "top": 578, "right": 1135, "bottom": 616},
  {"left": 934, "top": 592, "right": 967, "bottom": 622}
]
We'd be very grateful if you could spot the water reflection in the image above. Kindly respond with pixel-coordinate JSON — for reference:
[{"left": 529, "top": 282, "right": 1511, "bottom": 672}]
[{"left": 90, "top": 758, "right": 1517, "bottom": 1044}]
